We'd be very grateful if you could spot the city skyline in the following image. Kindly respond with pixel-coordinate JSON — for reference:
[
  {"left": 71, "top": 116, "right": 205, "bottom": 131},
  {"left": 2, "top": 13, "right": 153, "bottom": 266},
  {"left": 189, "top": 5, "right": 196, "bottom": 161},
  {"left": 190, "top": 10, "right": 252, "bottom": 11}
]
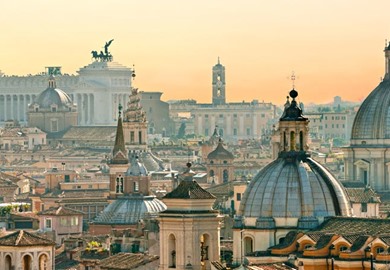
[{"left": 1, "top": 1, "right": 390, "bottom": 104}]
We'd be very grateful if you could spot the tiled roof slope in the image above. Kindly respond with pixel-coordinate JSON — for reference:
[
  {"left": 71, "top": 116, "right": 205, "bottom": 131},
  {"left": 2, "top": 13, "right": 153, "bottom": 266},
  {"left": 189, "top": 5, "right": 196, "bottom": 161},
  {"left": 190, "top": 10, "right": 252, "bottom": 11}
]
[
  {"left": 345, "top": 187, "right": 380, "bottom": 203},
  {"left": 207, "top": 141, "right": 234, "bottom": 160},
  {"left": 39, "top": 206, "right": 84, "bottom": 216},
  {"left": 99, "top": 252, "right": 159, "bottom": 269},
  {"left": 164, "top": 180, "right": 215, "bottom": 199},
  {"left": 312, "top": 217, "right": 390, "bottom": 235},
  {"left": 0, "top": 230, "right": 55, "bottom": 246}
]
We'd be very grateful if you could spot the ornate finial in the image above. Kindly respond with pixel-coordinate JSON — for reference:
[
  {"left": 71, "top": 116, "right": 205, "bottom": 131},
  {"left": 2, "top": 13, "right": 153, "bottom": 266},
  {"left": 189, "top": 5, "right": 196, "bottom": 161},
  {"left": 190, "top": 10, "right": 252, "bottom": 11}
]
[
  {"left": 218, "top": 56, "right": 220, "bottom": 65},
  {"left": 290, "top": 71, "right": 296, "bottom": 89},
  {"left": 132, "top": 64, "right": 136, "bottom": 79},
  {"left": 289, "top": 89, "right": 298, "bottom": 99}
]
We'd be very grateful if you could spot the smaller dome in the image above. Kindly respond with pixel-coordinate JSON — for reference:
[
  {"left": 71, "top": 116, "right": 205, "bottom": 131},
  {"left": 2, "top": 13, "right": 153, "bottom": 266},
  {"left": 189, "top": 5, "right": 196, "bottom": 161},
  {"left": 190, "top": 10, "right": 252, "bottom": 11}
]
[
  {"left": 94, "top": 196, "right": 166, "bottom": 225},
  {"left": 35, "top": 88, "right": 73, "bottom": 109},
  {"left": 207, "top": 140, "right": 234, "bottom": 160},
  {"left": 33, "top": 76, "right": 73, "bottom": 110}
]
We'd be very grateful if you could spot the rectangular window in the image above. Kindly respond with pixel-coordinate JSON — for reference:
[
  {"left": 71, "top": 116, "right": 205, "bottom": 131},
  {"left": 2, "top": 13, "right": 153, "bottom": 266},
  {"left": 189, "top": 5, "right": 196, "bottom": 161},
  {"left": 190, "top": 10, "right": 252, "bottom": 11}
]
[
  {"left": 246, "top": 128, "right": 251, "bottom": 136},
  {"left": 361, "top": 203, "right": 368, "bottom": 213},
  {"left": 138, "top": 131, "right": 142, "bottom": 144},
  {"left": 233, "top": 129, "right": 237, "bottom": 136},
  {"left": 237, "top": 193, "right": 242, "bottom": 201},
  {"left": 45, "top": 218, "right": 52, "bottom": 229},
  {"left": 130, "top": 131, "right": 135, "bottom": 143},
  {"left": 205, "top": 129, "right": 209, "bottom": 136},
  {"left": 134, "top": 181, "right": 139, "bottom": 192},
  {"left": 60, "top": 217, "right": 67, "bottom": 226},
  {"left": 71, "top": 217, "right": 79, "bottom": 226},
  {"left": 51, "top": 120, "right": 58, "bottom": 132}
]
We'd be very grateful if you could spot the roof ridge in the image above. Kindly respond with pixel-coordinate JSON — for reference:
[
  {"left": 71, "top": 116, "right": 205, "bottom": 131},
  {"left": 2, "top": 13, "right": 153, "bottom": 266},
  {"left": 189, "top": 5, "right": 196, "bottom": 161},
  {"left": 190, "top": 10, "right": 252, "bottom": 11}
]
[{"left": 15, "top": 230, "right": 24, "bottom": 246}]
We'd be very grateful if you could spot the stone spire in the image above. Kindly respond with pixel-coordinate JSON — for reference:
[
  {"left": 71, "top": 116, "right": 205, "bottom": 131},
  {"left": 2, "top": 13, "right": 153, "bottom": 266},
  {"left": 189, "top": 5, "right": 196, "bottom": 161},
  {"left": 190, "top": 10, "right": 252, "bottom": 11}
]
[{"left": 112, "top": 104, "right": 128, "bottom": 164}]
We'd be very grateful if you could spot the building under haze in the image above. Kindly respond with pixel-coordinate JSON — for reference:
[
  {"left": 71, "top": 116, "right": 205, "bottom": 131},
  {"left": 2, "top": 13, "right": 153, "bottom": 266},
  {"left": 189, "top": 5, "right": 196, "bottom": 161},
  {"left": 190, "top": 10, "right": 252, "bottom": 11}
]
[
  {"left": 344, "top": 43, "right": 390, "bottom": 191},
  {"left": 169, "top": 59, "right": 277, "bottom": 142},
  {"left": 0, "top": 47, "right": 134, "bottom": 126}
]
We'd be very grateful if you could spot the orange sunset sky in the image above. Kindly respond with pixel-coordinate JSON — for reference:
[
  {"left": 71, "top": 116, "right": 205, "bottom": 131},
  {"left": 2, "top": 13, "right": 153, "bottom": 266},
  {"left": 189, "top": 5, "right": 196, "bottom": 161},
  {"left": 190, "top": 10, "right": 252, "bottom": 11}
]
[{"left": 1, "top": 1, "right": 390, "bottom": 105}]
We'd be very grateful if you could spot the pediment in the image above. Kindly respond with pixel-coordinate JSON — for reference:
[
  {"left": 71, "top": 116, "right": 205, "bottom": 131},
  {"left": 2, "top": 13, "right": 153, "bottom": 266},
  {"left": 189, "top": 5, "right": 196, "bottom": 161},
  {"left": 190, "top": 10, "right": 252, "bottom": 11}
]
[{"left": 354, "top": 159, "right": 370, "bottom": 168}]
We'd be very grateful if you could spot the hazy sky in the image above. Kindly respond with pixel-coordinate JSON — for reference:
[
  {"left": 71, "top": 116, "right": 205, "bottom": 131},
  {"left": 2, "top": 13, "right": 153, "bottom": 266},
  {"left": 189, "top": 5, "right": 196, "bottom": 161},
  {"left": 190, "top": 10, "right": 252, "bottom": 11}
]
[{"left": 1, "top": 1, "right": 390, "bottom": 104}]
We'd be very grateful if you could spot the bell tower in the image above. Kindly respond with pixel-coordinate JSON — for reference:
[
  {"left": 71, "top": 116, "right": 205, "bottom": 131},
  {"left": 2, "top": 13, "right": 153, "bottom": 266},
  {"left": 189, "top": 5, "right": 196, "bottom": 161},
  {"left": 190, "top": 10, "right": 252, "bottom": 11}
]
[
  {"left": 212, "top": 57, "right": 226, "bottom": 105},
  {"left": 159, "top": 163, "right": 222, "bottom": 270}
]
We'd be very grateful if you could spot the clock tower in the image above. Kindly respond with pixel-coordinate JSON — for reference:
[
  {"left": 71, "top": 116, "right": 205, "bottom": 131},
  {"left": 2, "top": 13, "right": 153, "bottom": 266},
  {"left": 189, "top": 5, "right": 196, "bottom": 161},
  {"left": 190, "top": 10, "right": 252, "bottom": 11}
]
[{"left": 212, "top": 57, "right": 226, "bottom": 105}]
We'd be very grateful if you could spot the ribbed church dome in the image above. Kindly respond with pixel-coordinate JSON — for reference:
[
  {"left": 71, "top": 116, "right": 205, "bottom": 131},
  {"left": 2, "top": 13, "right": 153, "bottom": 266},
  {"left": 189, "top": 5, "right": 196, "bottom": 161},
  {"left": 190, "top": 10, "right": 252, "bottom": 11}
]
[
  {"left": 351, "top": 79, "right": 390, "bottom": 140},
  {"left": 94, "top": 196, "right": 166, "bottom": 224},
  {"left": 351, "top": 44, "right": 390, "bottom": 142},
  {"left": 239, "top": 154, "right": 351, "bottom": 218},
  {"left": 34, "top": 76, "right": 73, "bottom": 110}
]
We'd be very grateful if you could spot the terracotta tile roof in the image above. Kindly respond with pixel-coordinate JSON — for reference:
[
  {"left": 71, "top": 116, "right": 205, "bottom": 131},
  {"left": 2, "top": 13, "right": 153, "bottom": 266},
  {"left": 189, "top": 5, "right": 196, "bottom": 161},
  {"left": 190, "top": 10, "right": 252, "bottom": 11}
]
[
  {"left": 312, "top": 217, "right": 390, "bottom": 236},
  {"left": 0, "top": 230, "right": 55, "bottom": 246},
  {"left": 55, "top": 251, "right": 81, "bottom": 270},
  {"left": 349, "top": 235, "right": 370, "bottom": 252},
  {"left": 98, "top": 252, "right": 159, "bottom": 269},
  {"left": 379, "top": 235, "right": 390, "bottom": 246},
  {"left": 39, "top": 206, "right": 84, "bottom": 216},
  {"left": 164, "top": 180, "right": 215, "bottom": 199},
  {"left": 11, "top": 212, "right": 40, "bottom": 220},
  {"left": 61, "top": 126, "right": 116, "bottom": 141},
  {"left": 248, "top": 262, "right": 297, "bottom": 269},
  {"left": 270, "top": 231, "right": 299, "bottom": 250},
  {"left": 314, "top": 234, "right": 335, "bottom": 249},
  {"left": 345, "top": 187, "right": 381, "bottom": 203}
]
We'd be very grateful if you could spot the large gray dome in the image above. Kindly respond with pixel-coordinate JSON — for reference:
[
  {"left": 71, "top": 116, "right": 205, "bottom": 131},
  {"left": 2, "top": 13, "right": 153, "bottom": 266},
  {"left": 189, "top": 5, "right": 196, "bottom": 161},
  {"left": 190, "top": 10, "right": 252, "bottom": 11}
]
[
  {"left": 35, "top": 87, "right": 73, "bottom": 109},
  {"left": 94, "top": 196, "right": 166, "bottom": 224},
  {"left": 239, "top": 155, "right": 351, "bottom": 218},
  {"left": 351, "top": 79, "right": 390, "bottom": 141}
]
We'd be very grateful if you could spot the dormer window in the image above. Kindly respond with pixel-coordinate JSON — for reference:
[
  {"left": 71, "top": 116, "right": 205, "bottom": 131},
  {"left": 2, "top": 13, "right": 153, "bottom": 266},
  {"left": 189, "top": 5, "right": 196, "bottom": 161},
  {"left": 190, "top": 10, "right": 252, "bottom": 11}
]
[{"left": 51, "top": 104, "right": 58, "bottom": 112}]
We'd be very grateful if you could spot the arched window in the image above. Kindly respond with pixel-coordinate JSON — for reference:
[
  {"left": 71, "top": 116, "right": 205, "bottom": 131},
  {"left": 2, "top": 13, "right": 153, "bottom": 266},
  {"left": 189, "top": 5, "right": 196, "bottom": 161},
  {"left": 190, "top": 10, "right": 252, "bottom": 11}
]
[
  {"left": 5, "top": 255, "right": 12, "bottom": 270},
  {"left": 22, "top": 254, "right": 32, "bottom": 270},
  {"left": 299, "top": 131, "right": 304, "bottom": 151},
  {"left": 339, "top": 246, "right": 348, "bottom": 252},
  {"left": 377, "top": 247, "right": 385, "bottom": 254},
  {"left": 116, "top": 176, "right": 124, "bottom": 193},
  {"left": 290, "top": 131, "right": 295, "bottom": 151},
  {"left": 209, "top": 170, "right": 214, "bottom": 177},
  {"left": 223, "top": 170, "right": 229, "bottom": 183},
  {"left": 39, "top": 254, "right": 48, "bottom": 270},
  {"left": 283, "top": 131, "right": 287, "bottom": 151},
  {"left": 168, "top": 234, "right": 176, "bottom": 268},
  {"left": 243, "top": 237, "right": 253, "bottom": 255}
]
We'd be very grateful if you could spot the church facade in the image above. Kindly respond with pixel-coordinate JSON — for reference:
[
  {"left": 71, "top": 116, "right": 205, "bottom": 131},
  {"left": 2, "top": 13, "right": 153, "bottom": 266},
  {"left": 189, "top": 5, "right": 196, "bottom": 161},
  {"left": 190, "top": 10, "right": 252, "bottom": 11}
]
[
  {"left": 0, "top": 42, "right": 134, "bottom": 126},
  {"left": 344, "top": 43, "right": 390, "bottom": 191},
  {"left": 169, "top": 59, "right": 277, "bottom": 142}
]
